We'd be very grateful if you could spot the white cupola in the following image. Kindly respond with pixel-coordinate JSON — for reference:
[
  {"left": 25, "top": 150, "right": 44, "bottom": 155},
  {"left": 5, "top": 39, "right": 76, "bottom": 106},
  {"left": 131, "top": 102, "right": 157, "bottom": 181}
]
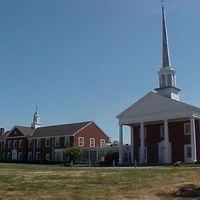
[
  {"left": 155, "top": 4, "right": 181, "bottom": 101},
  {"left": 31, "top": 106, "right": 41, "bottom": 129}
]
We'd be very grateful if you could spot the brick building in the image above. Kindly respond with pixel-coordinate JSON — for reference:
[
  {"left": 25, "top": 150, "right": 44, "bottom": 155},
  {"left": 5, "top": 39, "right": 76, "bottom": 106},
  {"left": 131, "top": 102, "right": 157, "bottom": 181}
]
[
  {"left": 0, "top": 108, "right": 109, "bottom": 163},
  {"left": 117, "top": 5, "right": 200, "bottom": 165}
]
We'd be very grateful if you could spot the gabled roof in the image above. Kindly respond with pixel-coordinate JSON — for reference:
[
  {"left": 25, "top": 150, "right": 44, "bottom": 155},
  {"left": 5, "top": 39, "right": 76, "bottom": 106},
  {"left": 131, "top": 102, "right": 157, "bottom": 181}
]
[
  {"left": 32, "top": 121, "right": 92, "bottom": 138},
  {"left": 7, "top": 126, "right": 35, "bottom": 137},
  {"left": 117, "top": 92, "right": 200, "bottom": 124}
]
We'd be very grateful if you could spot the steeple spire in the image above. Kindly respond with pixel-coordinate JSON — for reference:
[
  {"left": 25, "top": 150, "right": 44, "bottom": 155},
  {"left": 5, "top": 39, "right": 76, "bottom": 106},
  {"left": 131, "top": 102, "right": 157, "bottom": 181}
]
[
  {"left": 155, "top": 2, "right": 181, "bottom": 101},
  {"left": 162, "top": 4, "right": 171, "bottom": 68},
  {"left": 31, "top": 106, "right": 42, "bottom": 129}
]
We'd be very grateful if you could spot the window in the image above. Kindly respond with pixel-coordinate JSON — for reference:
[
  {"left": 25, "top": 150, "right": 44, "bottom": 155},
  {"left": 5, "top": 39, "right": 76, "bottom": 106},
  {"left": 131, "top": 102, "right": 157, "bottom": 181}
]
[
  {"left": 55, "top": 137, "right": 60, "bottom": 147},
  {"left": 78, "top": 137, "right": 84, "bottom": 146},
  {"left": 45, "top": 138, "right": 50, "bottom": 148},
  {"left": 186, "top": 145, "right": 192, "bottom": 158},
  {"left": 46, "top": 153, "right": 50, "bottom": 161},
  {"left": 184, "top": 123, "right": 191, "bottom": 135},
  {"left": 3, "top": 141, "right": 6, "bottom": 148},
  {"left": 7, "top": 152, "right": 11, "bottom": 160},
  {"left": 100, "top": 139, "right": 105, "bottom": 148},
  {"left": 167, "top": 74, "right": 172, "bottom": 86},
  {"left": 161, "top": 74, "right": 166, "bottom": 87},
  {"left": 37, "top": 139, "right": 41, "bottom": 148},
  {"left": 90, "top": 138, "right": 95, "bottom": 147},
  {"left": 28, "top": 152, "right": 32, "bottom": 161},
  {"left": 8, "top": 140, "right": 12, "bottom": 149},
  {"left": 65, "top": 137, "right": 70, "bottom": 146},
  {"left": 160, "top": 125, "right": 164, "bottom": 138},
  {"left": 19, "top": 140, "right": 23, "bottom": 148},
  {"left": 13, "top": 140, "right": 17, "bottom": 149},
  {"left": 28, "top": 139, "right": 32, "bottom": 148},
  {"left": 18, "top": 152, "right": 22, "bottom": 161},
  {"left": 36, "top": 152, "right": 41, "bottom": 161}
]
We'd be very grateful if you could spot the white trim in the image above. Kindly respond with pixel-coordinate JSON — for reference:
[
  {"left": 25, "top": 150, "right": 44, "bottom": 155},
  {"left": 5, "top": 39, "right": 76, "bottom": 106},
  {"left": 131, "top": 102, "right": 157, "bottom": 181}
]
[
  {"left": 64, "top": 136, "right": 70, "bottom": 147},
  {"left": 36, "top": 152, "right": 41, "bottom": 161},
  {"left": 78, "top": 137, "right": 84, "bottom": 147},
  {"left": 90, "top": 138, "right": 95, "bottom": 147},
  {"left": 73, "top": 122, "right": 93, "bottom": 136},
  {"left": 36, "top": 139, "right": 41, "bottom": 148},
  {"left": 184, "top": 144, "right": 192, "bottom": 163},
  {"left": 45, "top": 138, "right": 50, "bottom": 148},
  {"left": 54, "top": 137, "right": 60, "bottom": 147},
  {"left": 18, "top": 152, "right": 22, "bottom": 161},
  {"left": 19, "top": 139, "right": 23, "bottom": 149},
  {"left": 184, "top": 122, "right": 191, "bottom": 135},
  {"left": 28, "top": 152, "right": 32, "bottom": 161},
  {"left": 100, "top": 139, "right": 105, "bottom": 148}
]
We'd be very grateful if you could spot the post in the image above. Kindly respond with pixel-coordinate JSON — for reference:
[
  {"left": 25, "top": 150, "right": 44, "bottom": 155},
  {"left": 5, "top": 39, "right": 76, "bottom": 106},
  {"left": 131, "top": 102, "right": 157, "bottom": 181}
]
[
  {"left": 119, "top": 124, "right": 123, "bottom": 164},
  {"left": 164, "top": 119, "right": 169, "bottom": 163},
  {"left": 130, "top": 125, "right": 134, "bottom": 164},
  {"left": 190, "top": 117, "right": 197, "bottom": 162},
  {"left": 140, "top": 122, "right": 145, "bottom": 164}
]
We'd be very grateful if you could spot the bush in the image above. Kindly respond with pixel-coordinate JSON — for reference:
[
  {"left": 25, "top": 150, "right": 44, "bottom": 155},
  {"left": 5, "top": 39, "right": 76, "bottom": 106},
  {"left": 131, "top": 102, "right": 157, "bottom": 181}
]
[{"left": 173, "top": 161, "right": 182, "bottom": 167}]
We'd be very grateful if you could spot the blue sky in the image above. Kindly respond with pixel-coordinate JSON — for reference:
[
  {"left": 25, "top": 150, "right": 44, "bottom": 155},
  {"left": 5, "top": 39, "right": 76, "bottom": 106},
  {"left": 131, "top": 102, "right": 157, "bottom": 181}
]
[{"left": 1, "top": 0, "right": 200, "bottom": 143}]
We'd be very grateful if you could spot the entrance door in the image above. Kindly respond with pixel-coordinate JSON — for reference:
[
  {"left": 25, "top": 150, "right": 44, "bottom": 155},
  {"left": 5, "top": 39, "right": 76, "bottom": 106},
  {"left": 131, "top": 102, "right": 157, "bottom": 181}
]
[
  {"left": 184, "top": 145, "right": 192, "bottom": 163},
  {"left": 158, "top": 140, "right": 172, "bottom": 164},
  {"left": 12, "top": 149, "right": 17, "bottom": 160}
]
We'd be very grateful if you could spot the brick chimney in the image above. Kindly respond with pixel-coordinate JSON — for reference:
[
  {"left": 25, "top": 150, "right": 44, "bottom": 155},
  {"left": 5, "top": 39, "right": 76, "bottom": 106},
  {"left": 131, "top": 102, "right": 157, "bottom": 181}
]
[{"left": 0, "top": 128, "right": 4, "bottom": 135}]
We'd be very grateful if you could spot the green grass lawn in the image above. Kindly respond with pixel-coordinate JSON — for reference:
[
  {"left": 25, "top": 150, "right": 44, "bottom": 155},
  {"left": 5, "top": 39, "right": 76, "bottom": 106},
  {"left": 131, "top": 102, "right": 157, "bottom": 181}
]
[{"left": 0, "top": 163, "right": 200, "bottom": 200}]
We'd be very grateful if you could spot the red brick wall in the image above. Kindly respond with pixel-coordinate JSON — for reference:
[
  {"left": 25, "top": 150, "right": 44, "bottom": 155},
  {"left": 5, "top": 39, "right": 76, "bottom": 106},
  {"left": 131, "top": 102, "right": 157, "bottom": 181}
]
[
  {"left": 195, "top": 120, "right": 200, "bottom": 161},
  {"left": 133, "top": 121, "right": 193, "bottom": 164},
  {"left": 74, "top": 122, "right": 109, "bottom": 147},
  {"left": 146, "top": 124, "right": 162, "bottom": 164}
]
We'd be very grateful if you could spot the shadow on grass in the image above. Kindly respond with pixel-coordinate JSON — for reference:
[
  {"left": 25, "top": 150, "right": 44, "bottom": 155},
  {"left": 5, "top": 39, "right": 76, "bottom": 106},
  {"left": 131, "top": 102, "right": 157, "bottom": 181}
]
[{"left": 158, "top": 184, "right": 200, "bottom": 199}]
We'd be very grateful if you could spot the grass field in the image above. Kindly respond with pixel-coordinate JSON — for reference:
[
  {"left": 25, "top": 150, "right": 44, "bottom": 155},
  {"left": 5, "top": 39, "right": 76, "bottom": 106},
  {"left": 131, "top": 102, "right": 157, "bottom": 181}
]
[{"left": 0, "top": 163, "right": 200, "bottom": 200}]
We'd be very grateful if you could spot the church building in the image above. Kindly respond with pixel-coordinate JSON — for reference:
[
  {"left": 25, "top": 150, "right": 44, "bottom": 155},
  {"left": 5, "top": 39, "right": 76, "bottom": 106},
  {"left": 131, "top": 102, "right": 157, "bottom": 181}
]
[{"left": 117, "top": 5, "right": 200, "bottom": 165}]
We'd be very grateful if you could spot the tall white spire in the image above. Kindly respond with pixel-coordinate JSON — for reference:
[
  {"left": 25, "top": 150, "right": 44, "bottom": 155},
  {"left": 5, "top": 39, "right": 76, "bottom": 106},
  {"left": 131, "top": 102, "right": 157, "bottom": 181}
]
[
  {"left": 31, "top": 106, "right": 41, "bottom": 129},
  {"left": 155, "top": 3, "right": 181, "bottom": 101}
]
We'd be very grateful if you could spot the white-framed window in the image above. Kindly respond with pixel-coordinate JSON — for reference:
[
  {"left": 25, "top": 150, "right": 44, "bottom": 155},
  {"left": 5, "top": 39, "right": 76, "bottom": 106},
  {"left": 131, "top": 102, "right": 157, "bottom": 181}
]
[
  {"left": 46, "top": 153, "right": 50, "bottom": 161},
  {"left": 18, "top": 152, "right": 22, "bottom": 160},
  {"left": 19, "top": 140, "right": 23, "bottom": 148},
  {"left": 28, "top": 152, "right": 32, "bottom": 161},
  {"left": 37, "top": 139, "right": 41, "bottom": 148},
  {"left": 100, "top": 139, "right": 105, "bottom": 148},
  {"left": 78, "top": 137, "right": 84, "bottom": 147},
  {"left": 184, "top": 122, "right": 191, "bottom": 135},
  {"left": 160, "top": 125, "right": 164, "bottom": 138},
  {"left": 45, "top": 138, "right": 50, "bottom": 148},
  {"left": 7, "top": 152, "right": 11, "bottom": 160},
  {"left": 90, "top": 138, "right": 95, "bottom": 147},
  {"left": 36, "top": 152, "right": 41, "bottom": 161},
  {"left": 8, "top": 140, "right": 12, "bottom": 149},
  {"left": 13, "top": 140, "right": 17, "bottom": 149},
  {"left": 28, "top": 139, "right": 32, "bottom": 148},
  {"left": 65, "top": 137, "right": 70, "bottom": 146},
  {"left": 55, "top": 137, "right": 60, "bottom": 147}
]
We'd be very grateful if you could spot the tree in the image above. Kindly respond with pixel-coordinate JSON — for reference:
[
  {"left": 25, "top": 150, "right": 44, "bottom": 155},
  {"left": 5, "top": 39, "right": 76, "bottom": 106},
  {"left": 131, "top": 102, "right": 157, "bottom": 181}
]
[{"left": 64, "top": 146, "right": 82, "bottom": 164}]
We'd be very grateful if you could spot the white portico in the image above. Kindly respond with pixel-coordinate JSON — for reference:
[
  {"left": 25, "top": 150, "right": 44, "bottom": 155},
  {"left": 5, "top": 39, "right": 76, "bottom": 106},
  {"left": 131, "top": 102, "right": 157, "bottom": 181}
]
[{"left": 117, "top": 92, "right": 200, "bottom": 164}]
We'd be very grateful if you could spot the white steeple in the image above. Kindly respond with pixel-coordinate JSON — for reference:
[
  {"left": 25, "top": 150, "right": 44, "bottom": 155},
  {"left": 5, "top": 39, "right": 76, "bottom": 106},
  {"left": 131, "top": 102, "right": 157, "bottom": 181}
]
[
  {"left": 31, "top": 106, "right": 41, "bottom": 129},
  {"left": 155, "top": 3, "right": 181, "bottom": 101}
]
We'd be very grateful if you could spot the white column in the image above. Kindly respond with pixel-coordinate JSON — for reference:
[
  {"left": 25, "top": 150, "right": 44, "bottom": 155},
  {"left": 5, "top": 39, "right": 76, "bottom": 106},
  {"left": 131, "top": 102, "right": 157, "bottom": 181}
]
[
  {"left": 164, "top": 119, "right": 169, "bottom": 163},
  {"left": 119, "top": 124, "right": 123, "bottom": 164},
  {"left": 130, "top": 125, "right": 134, "bottom": 164},
  {"left": 140, "top": 122, "right": 145, "bottom": 164},
  {"left": 190, "top": 117, "right": 197, "bottom": 162}
]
